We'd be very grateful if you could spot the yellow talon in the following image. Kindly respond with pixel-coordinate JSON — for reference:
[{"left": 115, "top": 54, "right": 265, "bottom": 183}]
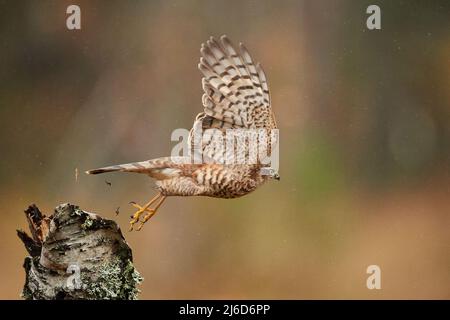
[
  {"left": 128, "top": 193, "right": 166, "bottom": 231},
  {"left": 128, "top": 203, "right": 152, "bottom": 231}
]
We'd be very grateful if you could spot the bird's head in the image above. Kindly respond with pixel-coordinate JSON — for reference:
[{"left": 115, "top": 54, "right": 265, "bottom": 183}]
[
  {"left": 272, "top": 172, "right": 281, "bottom": 181},
  {"left": 260, "top": 167, "right": 280, "bottom": 181}
]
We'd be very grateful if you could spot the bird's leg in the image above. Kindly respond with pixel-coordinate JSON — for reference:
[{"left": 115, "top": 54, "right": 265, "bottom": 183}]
[
  {"left": 136, "top": 195, "right": 167, "bottom": 231},
  {"left": 129, "top": 193, "right": 162, "bottom": 231}
]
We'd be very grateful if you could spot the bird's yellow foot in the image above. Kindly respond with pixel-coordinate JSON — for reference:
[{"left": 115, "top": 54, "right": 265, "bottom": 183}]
[
  {"left": 136, "top": 209, "right": 157, "bottom": 231},
  {"left": 128, "top": 201, "right": 153, "bottom": 231},
  {"left": 128, "top": 193, "right": 166, "bottom": 231}
]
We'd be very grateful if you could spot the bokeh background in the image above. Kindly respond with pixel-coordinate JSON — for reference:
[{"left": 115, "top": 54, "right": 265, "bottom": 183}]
[{"left": 0, "top": 0, "right": 449, "bottom": 299}]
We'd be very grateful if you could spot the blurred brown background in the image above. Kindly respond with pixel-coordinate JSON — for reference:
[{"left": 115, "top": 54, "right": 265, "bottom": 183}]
[{"left": 0, "top": 0, "right": 449, "bottom": 299}]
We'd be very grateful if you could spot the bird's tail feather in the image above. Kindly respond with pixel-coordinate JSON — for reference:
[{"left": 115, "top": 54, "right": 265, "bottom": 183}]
[
  {"left": 85, "top": 157, "right": 189, "bottom": 176},
  {"left": 86, "top": 160, "right": 156, "bottom": 175}
]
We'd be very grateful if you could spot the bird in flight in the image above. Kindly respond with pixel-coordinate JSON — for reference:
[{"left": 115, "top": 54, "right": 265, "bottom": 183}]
[{"left": 86, "top": 35, "right": 279, "bottom": 231}]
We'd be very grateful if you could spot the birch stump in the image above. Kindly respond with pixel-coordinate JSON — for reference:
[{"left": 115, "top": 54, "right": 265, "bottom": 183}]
[{"left": 17, "top": 203, "right": 142, "bottom": 300}]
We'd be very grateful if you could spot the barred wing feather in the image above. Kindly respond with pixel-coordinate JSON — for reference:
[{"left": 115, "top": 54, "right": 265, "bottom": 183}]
[{"left": 189, "top": 35, "right": 277, "bottom": 164}]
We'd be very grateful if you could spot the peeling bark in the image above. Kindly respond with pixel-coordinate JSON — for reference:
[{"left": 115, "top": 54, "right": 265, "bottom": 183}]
[{"left": 18, "top": 203, "right": 142, "bottom": 300}]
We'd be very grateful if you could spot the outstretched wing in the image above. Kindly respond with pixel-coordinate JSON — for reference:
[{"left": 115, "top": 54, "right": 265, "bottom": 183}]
[
  {"left": 189, "top": 35, "right": 277, "bottom": 164},
  {"left": 198, "top": 35, "right": 276, "bottom": 130}
]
